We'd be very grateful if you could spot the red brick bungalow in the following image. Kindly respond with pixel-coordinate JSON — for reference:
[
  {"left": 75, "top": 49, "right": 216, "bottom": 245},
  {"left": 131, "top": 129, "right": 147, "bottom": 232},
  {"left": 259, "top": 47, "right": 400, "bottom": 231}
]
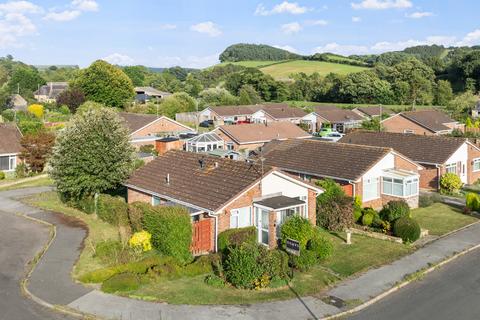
[
  {"left": 125, "top": 151, "right": 323, "bottom": 254},
  {"left": 261, "top": 139, "right": 422, "bottom": 209}
]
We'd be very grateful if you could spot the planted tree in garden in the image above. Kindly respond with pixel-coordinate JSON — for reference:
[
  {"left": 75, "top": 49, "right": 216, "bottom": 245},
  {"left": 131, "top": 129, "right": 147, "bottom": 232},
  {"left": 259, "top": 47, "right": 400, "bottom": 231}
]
[
  {"left": 56, "top": 88, "right": 86, "bottom": 113},
  {"left": 316, "top": 179, "right": 354, "bottom": 233},
  {"left": 49, "top": 108, "right": 135, "bottom": 201},
  {"left": 20, "top": 132, "right": 55, "bottom": 173}
]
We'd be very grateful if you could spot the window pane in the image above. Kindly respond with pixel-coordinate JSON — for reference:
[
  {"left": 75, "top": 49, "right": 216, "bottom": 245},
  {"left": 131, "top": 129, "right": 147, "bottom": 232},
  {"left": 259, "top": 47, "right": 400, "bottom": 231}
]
[
  {"left": 261, "top": 210, "right": 269, "bottom": 229},
  {"left": 383, "top": 179, "right": 392, "bottom": 195},
  {"left": 230, "top": 213, "right": 238, "bottom": 228},
  {"left": 0, "top": 156, "right": 8, "bottom": 170},
  {"left": 393, "top": 182, "right": 403, "bottom": 196}
]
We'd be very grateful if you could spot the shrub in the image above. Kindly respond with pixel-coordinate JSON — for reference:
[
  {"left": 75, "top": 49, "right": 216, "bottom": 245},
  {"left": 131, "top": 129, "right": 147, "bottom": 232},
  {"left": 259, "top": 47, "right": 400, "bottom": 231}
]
[
  {"left": 218, "top": 227, "right": 257, "bottom": 253},
  {"left": 380, "top": 200, "right": 410, "bottom": 223},
  {"left": 101, "top": 273, "right": 140, "bottom": 293},
  {"left": 0, "top": 171, "right": 5, "bottom": 180},
  {"left": 419, "top": 194, "right": 442, "bottom": 208},
  {"left": 466, "top": 192, "right": 480, "bottom": 212},
  {"left": 258, "top": 248, "right": 289, "bottom": 280},
  {"left": 95, "top": 240, "right": 123, "bottom": 264},
  {"left": 353, "top": 207, "right": 363, "bottom": 222},
  {"left": 15, "top": 163, "right": 27, "bottom": 178},
  {"left": 74, "top": 196, "right": 95, "bottom": 214},
  {"left": 280, "top": 215, "right": 314, "bottom": 250},
  {"left": 204, "top": 274, "right": 226, "bottom": 288},
  {"left": 27, "top": 104, "right": 44, "bottom": 119},
  {"left": 317, "top": 192, "right": 354, "bottom": 231},
  {"left": 97, "top": 194, "right": 129, "bottom": 226},
  {"left": 128, "top": 201, "right": 151, "bottom": 232},
  {"left": 393, "top": 217, "right": 421, "bottom": 243},
  {"left": 128, "top": 231, "right": 152, "bottom": 252},
  {"left": 440, "top": 173, "right": 463, "bottom": 195},
  {"left": 142, "top": 206, "right": 193, "bottom": 264},
  {"left": 361, "top": 208, "right": 377, "bottom": 226},
  {"left": 307, "top": 228, "right": 333, "bottom": 261},
  {"left": 224, "top": 243, "right": 263, "bottom": 289},
  {"left": 289, "top": 249, "right": 318, "bottom": 271}
]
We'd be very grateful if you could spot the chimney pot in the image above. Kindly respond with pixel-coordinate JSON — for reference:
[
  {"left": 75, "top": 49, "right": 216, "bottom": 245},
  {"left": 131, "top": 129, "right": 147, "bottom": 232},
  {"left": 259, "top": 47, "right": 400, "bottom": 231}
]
[{"left": 166, "top": 173, "right": 170, "bottom": 184}]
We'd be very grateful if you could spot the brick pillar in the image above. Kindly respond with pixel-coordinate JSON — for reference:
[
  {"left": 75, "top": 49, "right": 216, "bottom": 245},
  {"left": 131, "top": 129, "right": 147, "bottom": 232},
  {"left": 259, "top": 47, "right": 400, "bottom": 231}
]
[{"left": 268, "top": 210, "right": 277, "bottom": 249}]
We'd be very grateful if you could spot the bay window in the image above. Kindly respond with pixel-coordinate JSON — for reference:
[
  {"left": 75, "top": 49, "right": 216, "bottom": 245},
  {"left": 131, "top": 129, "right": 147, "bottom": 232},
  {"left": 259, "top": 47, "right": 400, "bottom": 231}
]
[{"left": 382, "top": 177, "right": 419, "bottom": 197}]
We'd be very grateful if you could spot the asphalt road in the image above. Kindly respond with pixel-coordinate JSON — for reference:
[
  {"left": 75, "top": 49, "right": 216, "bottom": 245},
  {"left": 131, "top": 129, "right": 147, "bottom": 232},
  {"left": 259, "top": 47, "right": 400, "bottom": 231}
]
[
  {"left": 0, "top": 210, "right": 73, "bottom": 320},
  {"left": 349, "top": 248, "right": 480, "bottom": 320}
]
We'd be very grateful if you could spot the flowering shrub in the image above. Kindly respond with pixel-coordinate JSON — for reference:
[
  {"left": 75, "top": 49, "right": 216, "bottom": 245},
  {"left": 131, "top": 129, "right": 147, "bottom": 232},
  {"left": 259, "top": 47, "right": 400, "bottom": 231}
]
[
  {"left": 128, "top": 231, "right": 152, "bottom": 252},
  {"left": 440, "top": 173, "right": 463, "bottom": 195},
  {"left": 27, "top": 104, "right": 44, "bottom": 119}
]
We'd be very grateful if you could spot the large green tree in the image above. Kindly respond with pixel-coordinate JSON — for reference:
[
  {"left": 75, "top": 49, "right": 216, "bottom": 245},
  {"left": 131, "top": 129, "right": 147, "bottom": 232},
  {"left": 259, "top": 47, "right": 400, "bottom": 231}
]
[
  {"left": 340, "top": 70, "right": 394, "bottom": 104},
  {"left": 8, "top": 65, "right": 45, "bottom": 97},
  {"left": 71, "top": 60, "right": 134, "bottom": 108},
  {"left": 49, "top": 108, "right": 135, "bottom": 200},
  {"left": 159, "top": 92, "right": 196, "bottom": 118},
  {"left": 434, "top": 80, "right": 453, "bottom": 106}
]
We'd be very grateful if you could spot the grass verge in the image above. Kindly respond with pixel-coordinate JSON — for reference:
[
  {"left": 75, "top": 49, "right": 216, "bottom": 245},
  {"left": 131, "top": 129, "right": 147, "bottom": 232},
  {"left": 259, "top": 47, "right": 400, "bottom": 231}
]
[{"left": 0, "top": 176, "right": 53, "bottom": 191}]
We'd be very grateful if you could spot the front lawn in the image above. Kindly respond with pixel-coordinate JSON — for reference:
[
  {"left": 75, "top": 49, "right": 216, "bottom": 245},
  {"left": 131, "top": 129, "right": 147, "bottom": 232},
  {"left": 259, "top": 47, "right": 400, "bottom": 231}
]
[
  {"left": 412, "top": 203, "right": 478, "bottom": 236},
  {"left": 0, "top": 175, "right": 53, "bottom": 191}
]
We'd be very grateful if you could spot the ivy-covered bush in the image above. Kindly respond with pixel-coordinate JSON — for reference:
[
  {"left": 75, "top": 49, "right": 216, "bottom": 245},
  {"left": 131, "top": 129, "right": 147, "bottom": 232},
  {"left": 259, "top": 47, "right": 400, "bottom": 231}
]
[
  {"left": 440, "top": 172, "right": 463, "bottom": 195},
  {"left": 280, "top": 215, "right": 314, "bottom": 250},
  {"left": 466, "top": 192, "right": 480, "bottom": 212},
  {"left": 380, "top": 200, "right": 410, "bottom": 223},
  {"left": 97, "top": 194, "right": 129, "bottom": 226},
  {"left": 142, "top": 206, "right": 193, "bottom": 264},
  {"left": 393, "top": 217, "right": 421, "bottom": 243},
  {"left": 218, "top": 227, "right": 257, "bottom": 253}
]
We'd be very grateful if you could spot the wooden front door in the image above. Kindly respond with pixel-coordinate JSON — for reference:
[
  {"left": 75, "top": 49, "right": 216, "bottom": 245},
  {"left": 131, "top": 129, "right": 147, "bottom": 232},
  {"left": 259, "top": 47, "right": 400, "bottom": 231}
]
[{"left": 191, "top": 219, "right": 212, "bottom": 255}]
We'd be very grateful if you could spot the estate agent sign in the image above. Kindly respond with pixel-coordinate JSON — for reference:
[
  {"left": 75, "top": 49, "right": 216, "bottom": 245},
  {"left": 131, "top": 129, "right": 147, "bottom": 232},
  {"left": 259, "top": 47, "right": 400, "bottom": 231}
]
[{"left": 285, "top": 238, "right": 300, "bottom": 256}]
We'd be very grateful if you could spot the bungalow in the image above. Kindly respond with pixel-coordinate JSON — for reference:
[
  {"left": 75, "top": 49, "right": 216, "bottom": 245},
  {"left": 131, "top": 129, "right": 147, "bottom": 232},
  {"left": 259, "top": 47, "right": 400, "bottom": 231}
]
[
  {"left": 126, "top": 150, "right": 322, "bottom": 253},
  {"left": 261, "top": 139, "right": 422, "bottom": 209},
  {"left": 213, "top": 121, "right": 311, "bottom": 153},
  {"left": 340, "top": 131, "right": 480, "bottom": 189},
  {"left": 300, "top": 108, "right": 364, "bottom": 133},
  {"left": 134, "top": 87, "right": 172, "bottom": 103},
  {"left": 381, "top": 109, "right": 464, "bottom": 135},
  {"left": 8, "top": 94, "right": 28, "bottom": 111},
  {"left": 34, "top": 82, "right": 68, "bottom": 103},
  {"left": 119, "top": 112, "right": 194, "bottom": 148},
  {"left": 0, "top": 123, "right": 22, "bottom": 173},
  {"left": 353, "top": 106, "right": 394, "bottom": 119},
  {"left": 250, "top": 104, "right": 307, "bottom": 124}
]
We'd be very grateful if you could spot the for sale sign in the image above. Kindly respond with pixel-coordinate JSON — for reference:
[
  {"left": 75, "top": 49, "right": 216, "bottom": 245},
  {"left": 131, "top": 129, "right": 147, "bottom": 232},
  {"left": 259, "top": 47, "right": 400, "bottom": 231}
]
[{"left": 286, "top": 238, "right": 300, "bottom": 256}]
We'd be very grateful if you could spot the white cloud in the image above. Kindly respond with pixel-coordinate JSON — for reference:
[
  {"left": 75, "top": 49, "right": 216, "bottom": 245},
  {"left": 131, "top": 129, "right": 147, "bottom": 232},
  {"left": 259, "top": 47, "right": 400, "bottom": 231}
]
[
  {"left": 351, "top": 0, "right": 412, "bottom": 10},
  {"left": 255, "top": 1, "right": 309, "bottom": 16},
  {"left": 456, "top": 29, "right": 480, "bottom": 47},
  {"left": 0, "top": 12, "right": 36, "bottom": 47},
  {"left": 313, "top": 43, "right": 369, "bottom": 55},
  {"left": 159, "top": 23, "right": 177, "bottom": 30},
  {"left": 156, "top": 54, "right": 219, "bottom": 69},
  {"left": 190, "top": 21, "right": 222, "bottom": 37},
  {"left": 72, "top": 0, "right": 98, "bottom": 12},
  {"left": 0, "top": 1, "right": 42, "bottom": 14},
  {"left": 102, "top": 53, "right": 135, "bottom": 65},
  {"left": 273, "top": 44, "right": 299, "bottom": 53},
  {"left": 43, "top": 10, "right": 81, "bottom": 21},
  {"left": 406, "top": 11, "right": 433, "bottom": 18},
  {"left": 281, "top": 22, "right": 302, "bottom": 34},
  {"left": 371, "top": 39, "right": 424, "bottom": 51},
  {"left": 352, "top": 16, "right": 361, "bottom": 22},
  {"left": 306, "top": 19, "right": 328, "bottom": 26},
  {"left": 426, "top": 35, "right": 456, "bottom": 46}
]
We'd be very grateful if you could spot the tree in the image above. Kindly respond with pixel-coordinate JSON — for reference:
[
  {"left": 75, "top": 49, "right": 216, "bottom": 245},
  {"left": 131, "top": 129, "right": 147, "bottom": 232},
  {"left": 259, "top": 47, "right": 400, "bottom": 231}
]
[
  {"left": 159, "top": 92, "right": 196, "bottom": 118},
  {"left": 20, "top": 132, "right": 55, "bottom": 173},
  {"left": 238, "top": 84, "right": 262, "bottom": 105},
  {"left": 361, "top": 117, "right": 381, "bottom": 131},
  {"left": 8, "top": 65, "right": 46, "bottom": 97},
  {"left": 49, "top": 108, "right": 135, "bottom": 200},
  {"left": 56, "top": 88, "right": 86, "bottom": 113},
  {"left": 339, "top": 70, "right": 394, "bottom": 104},
  {"left": 123, "top": 65, "right": 148, "bottom": 86},
  {"left": 198, "top": 88, "right": 239, "bottom": 108},
  {"left": 184, "top": 73, "right": 203, "bottom": 97},
  {"left": 316, "top": 179, "right": 354, "bottom": 232},
  {"left": 434, "top": 80, "right": 453, "bottom": 106},
  {"left": 447, "top": 91, "right": 477, "bottom": 120},
  {"left": 71, "top": 60, "right": 134, "bottom": 108}
]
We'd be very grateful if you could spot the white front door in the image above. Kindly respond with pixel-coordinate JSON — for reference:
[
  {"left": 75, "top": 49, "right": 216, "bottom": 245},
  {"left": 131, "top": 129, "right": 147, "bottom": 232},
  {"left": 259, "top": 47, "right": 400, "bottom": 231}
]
[{"left": 256, "top": 207, "right": 269, "bottom": 245}]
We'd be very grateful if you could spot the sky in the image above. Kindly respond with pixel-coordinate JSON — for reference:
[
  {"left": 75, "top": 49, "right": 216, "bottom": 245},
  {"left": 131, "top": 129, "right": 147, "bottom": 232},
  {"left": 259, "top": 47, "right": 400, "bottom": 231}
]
[{"left": 1, "top": 0, "right": 480, "bottom": 68}]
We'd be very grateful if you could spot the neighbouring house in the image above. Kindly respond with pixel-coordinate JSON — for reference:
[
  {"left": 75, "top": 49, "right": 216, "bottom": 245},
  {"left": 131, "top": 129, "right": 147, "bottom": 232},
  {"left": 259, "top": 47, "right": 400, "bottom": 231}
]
[
  {"left": 134, "top": 87, "right": 172, "bottom": 103},
  {"left": 185, "top": 132, "right": 225, "bottom": 153},
  {"left": 34, "top": 82, "right": 68, "bottom": 103},
  {"left": 8, "top": 94, "right": 27, "bottom": 111},
  {"left": 119, "top": 112, "right": 195, "bottom": 148},
  {"left": 198, "top": 103, "right": 306, "bottom": 126},
  {"left": 471, "top": 100, "right": 480, "bottom": 118},
  {"left": 213, "top": 121, "right": 311, "bottom": 153},
  {"left": 208, "top": 149, "right": 242, "bottom": 160},
  {"left": 300, "top": 107, "right": 364, "bottom": 133},
  {"left": 126, "top": 150, "right": 323, "bottom": 254},
  {"left": 0, "top": 123, "right": 22, "bottom": 173},
  {"left": 380, "top": 109, "right": 464, "bottom": 135},
  {"left": 260, "top": 139, "right": 422, "bottom": 209},
  {"left": 340, "top": 131, "right": 480, "bottom": 189},
  {"left": 353, "top": 106, "right": 395, "bottom": 119}
]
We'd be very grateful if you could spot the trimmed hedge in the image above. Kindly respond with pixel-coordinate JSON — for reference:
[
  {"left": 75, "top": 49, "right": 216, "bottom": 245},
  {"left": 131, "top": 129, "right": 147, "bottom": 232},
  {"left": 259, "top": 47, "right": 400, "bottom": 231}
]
[
  {"left": 380, "top": 200, "right": 410, "bottom": 223},
  {"left": 97, "top": 194, "right": 129, "bottom": 226},
  {"left": 142, "top": 206, "right": 193, "bottom": 264},
  {"left": 217, "top": 227, "right": 257, "bottom": 253},
  {"left": 393, "top": 217, "right": 421, "bottom": 243},
  {"left": 128, "top": 201, "right": 151, "bottom": 232}
]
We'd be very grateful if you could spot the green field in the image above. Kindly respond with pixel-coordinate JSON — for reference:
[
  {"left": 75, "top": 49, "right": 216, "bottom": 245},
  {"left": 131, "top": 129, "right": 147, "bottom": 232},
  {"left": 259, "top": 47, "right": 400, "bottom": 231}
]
[
  {"left": 286, "top": 100, "right": 440, "bottom": 112},
  {"left": 217, "top": 60, "right": 285, "bottom": 68}
]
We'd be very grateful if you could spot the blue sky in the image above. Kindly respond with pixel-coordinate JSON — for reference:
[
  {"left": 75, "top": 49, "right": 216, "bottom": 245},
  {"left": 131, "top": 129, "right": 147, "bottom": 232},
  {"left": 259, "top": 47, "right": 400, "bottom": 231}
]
[{"left": 2, "top": 0, "right": 480, "bottom": 68}]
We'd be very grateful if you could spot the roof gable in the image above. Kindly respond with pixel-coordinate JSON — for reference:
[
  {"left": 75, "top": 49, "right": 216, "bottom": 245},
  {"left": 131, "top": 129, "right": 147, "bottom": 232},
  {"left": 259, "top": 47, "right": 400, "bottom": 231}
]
[
  {"left": 218, "top": 122, "right": 310, "bottom": 144},
  {"left": 398, "top": 109, "right": 456, "bottom": 132},
  {"left": 315, "top": 109, "right": 364, "bottom": 123},
  {"left": 119, "top": 112, "right": 193, "bottom": 135},
  {"left": 0, "top": 123, "right": 22, "bottom": 154}
]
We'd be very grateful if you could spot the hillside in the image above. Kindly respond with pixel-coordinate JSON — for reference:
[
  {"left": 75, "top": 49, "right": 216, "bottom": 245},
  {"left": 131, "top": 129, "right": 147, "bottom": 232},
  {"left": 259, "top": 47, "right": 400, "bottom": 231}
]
[{"left": 219, "top": 44, "right": 302, "bottom": 62}]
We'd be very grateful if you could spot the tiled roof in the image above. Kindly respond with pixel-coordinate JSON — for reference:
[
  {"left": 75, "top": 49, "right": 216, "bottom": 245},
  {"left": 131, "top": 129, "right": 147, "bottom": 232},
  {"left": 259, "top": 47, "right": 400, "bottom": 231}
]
[
  {"left": 218, "top": 122, "right": 310, "bottom": 144},
  {"left": 261, "top": 105, "right": 307, "bottom": 119},
  {"left": 209, "top": 105, "right": 263, "bottom": 117},
  {"left": 134, "top": 87, "right": 171, "bottom": 96},
  {"left": 126, "top": 150, "right": 271, "bottom": 212},
  {"left": 261, "top": 139, "right": 391, "bottom": 181},
  {"left": 0, "top": 123, "right": 22, "bottom": 154},
  {"left": 356, "top": 106, "right": 394, "bottom": 117},
  {"left": 315, "top": 109, "right": 364, "bottom": 123},
  {"left": 119, "top": 112, "right": 193, "bottom": 134},
  {"left": 34, "top": 82, "right": 68, "bottom": 98},
  {"left": 209, "top": 103, "right": 304, "bottom": 118},
  {"left": 339, "top": 131, "right": 466, "bottom": 165},
  {"left": 188, "top": 132, "right": 223, "bottom": 143},
  {"left": 398, "top": 109, "right": 456, "bottom": 132}
]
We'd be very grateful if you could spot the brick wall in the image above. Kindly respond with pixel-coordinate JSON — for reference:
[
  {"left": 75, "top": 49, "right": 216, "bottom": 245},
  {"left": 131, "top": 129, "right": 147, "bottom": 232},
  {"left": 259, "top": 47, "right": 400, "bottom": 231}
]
[
  {"left": 467, "top": 143, "right": 480, "bottom": 184},
  {"left": 155, "top": 140, "right": 184, "bottom": 154},
  {"left": 131, "top": 118, "right": 191, "bottom": 139},
  {"left": 419, "top": 164, "right": 439, "bottom": 189},
  {"left": 127, "top": 188, "right": 152, "bottom": 204},
  {"left": 307, "top": 189, "right": 317, "bottom": 226},
  {"left": 268, "top": 210, "right": 277, "bottom": 249},
  {"left": 382, "top": 115, "right": 435, "bottom": 135}
]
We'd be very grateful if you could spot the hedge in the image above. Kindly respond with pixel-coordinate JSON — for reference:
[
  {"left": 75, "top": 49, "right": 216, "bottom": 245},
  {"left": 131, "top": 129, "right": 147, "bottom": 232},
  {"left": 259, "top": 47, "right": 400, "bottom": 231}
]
[
  {"left": 224, "top": 243, "right": 263, "bottom": 289},
  {"left": 393, "top": 217, "right": 421, "bottom": 243},
  {"left": 307, "top": 228, "right": 333, "bottom": 260},
  {"left": 142, "top": 205, "right": 193, "bottom": 264},
  {"left": 128, "top": 201, "right": 152, "bottom": 232},
  {"left": 218, "top": 227, "right": 257, "bottom": 253},
  {"left": 97, "top": 194, "right": 129, "bottom": 226}
]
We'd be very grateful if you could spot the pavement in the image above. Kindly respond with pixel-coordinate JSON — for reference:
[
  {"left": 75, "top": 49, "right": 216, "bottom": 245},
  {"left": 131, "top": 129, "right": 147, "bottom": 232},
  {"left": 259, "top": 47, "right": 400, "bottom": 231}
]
[{"left": 2, "top": 186, "right": 480, "bottom": 320}]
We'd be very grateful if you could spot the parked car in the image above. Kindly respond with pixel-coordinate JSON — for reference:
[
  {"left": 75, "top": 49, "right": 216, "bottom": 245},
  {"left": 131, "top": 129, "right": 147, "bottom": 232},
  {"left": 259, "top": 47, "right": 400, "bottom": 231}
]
[
  {"left": 324, "top": 132, "right": 344, "bottom": 142},
  {"left": 317, "top": 126, "right": 334, "bottom": 137},
  {"left": 199, "top": 120, "right": 213, "bottom": 128}
]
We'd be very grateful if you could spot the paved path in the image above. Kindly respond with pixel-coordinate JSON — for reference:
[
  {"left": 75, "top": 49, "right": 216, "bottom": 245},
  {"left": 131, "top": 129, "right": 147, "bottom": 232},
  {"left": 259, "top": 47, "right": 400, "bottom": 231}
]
[
  {"left": 2, "top": 187, "right": 480, "bottom": 320},
  {"left": 348, "top": 248, "right": 480, "bottom": 320}
]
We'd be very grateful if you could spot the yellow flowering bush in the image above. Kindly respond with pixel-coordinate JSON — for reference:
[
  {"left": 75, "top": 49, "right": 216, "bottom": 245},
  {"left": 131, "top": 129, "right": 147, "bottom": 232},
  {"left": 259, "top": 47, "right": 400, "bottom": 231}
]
[
  {"left": 128, "top": 231, "right": 152, "bottom": 252},
  {"left": 27, "top": 104, "right": 45, "bottom": 119}
]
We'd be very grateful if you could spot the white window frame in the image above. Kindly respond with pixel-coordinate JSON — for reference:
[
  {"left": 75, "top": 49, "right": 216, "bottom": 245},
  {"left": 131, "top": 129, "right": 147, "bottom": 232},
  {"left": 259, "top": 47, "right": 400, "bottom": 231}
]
[
  {"left": 227, "top": 142, "right": 234, "bottom": 151},
  {"left": 382, "top": 177, "right": 419, "bottom": 198},
  {"left": 0, "top": 154, "right": 17, "bottom": 172},
  {"left": 152, "top": 195, "right": 162, "bottom": 206},
  {"left": 363, "top": 177, "right": 379, "bottom": 201},
  {"left": 230, "top": 207, "right": 252, "bottom": 229},
  {"left": 473, "top": 158, "right": 480, "bottom": 172},
  {"left": 445, "top": 163, "right": 457, "bottom": 174}
]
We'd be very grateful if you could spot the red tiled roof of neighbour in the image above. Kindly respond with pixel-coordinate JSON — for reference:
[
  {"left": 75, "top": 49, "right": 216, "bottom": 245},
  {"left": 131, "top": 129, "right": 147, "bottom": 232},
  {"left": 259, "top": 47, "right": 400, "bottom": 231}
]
[
  {"left": 209, "top": 103, "right": 305, "bottom": 119},
  {"left": 312, "top": 105, "right": 342, "bottom": 112},
  {"left": 0, "top": 123, "right": 22, "bottom": 154},
  {"left": 261, "top": 139, "right": 392, "bottom": 181},
  {"left": 218, "top": 122, "right": 311, "bottom": 144},
  {"left": 315, "top": 109, "right": 364, "bottom": 123},
  {"left": 126, "top": 150, "right": 271, "bottom": 212},
  {"left": 356, "top": 106, "right": 394, "bottom": 117},
  {"left": 395, "top": 109, "right": 457, "bottom": 133},
  {"left": 119, "top": 112, "right": 193, "bottom": 134},
  {"left": 339, "top": 131, "right": 467, "bottom": 165},
  {"left": 261, "top": 105, "right": 307, "bottom": 119}
]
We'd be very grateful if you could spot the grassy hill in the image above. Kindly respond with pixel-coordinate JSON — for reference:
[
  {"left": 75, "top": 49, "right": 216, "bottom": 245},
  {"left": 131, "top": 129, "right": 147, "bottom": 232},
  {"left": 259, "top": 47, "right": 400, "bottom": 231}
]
[{"left": 217, "top": 59, "right": 368, "bottom": 80}]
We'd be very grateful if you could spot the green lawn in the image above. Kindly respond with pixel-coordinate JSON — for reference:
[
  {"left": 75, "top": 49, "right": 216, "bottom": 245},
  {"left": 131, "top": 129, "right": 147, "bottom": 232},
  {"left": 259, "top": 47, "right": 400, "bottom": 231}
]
[
  {"left": 286, "top": 100, "right": 439, "bottom": 112},
  {"left": 217, "top": 60, "right": 284, "bottom": 68},
  {"left": 23, "top": 191, "right": 119, "bottom": 279},
  {"left": 412, "top": 203, "right": 478, "bottom": 236},
  {"left": 0, "top": 176, "right": 54, "bottom": 191}
]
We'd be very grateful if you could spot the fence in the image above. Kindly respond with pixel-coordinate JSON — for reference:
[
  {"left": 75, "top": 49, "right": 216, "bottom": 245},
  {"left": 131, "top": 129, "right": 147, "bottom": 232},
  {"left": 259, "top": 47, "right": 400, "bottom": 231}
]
[{"left": 175, "top": 111, "right": 199, "bottom": 123}]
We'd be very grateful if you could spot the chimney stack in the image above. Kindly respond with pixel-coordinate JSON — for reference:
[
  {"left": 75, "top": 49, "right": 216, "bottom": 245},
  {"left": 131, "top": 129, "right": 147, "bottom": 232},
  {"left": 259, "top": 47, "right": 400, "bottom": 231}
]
[
  {"left": 166, "top": 173, "right": 170, "bottom": 184},
  {"left": 214, "top": 162, "right": 219, "bottom": 168}
]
